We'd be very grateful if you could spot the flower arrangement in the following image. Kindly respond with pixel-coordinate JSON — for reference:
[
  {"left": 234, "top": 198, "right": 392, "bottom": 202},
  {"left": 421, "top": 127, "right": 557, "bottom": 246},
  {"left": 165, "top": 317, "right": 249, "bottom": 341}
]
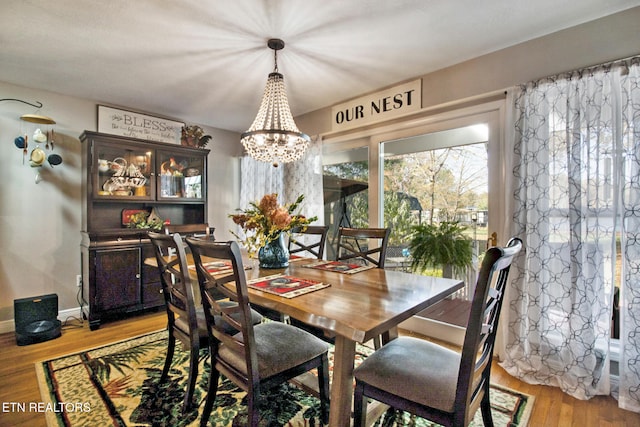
[
  {"left": 127, "top": 210, "right": 163, "bottom": 231},
  {"left": 230, "top": 193, "right": 317, "bottom": 256}
]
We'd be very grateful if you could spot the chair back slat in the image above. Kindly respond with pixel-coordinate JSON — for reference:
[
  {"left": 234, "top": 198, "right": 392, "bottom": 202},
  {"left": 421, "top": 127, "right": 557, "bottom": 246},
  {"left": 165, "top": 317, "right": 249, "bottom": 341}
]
[
  {"left": 336, "top": 227, "right": 390, "bottom": 268},
  {"left": 455, "top": 237, "right": 522, "bottom": 425},
  {"left": 165, "top": 223, "right": 214, "bottom": 239},
  {"left": 288, "top": 225, "right": 329, "bottom": 259},
  {"left": 148, "top": 232, "right": 199, "bottom": 337}
]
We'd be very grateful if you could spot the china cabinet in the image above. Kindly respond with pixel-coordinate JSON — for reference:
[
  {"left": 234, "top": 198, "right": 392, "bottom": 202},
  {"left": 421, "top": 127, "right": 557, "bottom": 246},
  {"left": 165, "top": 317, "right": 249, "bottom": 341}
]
[{"left": 80, "top": 131, "right": 209, "bottom": 329}]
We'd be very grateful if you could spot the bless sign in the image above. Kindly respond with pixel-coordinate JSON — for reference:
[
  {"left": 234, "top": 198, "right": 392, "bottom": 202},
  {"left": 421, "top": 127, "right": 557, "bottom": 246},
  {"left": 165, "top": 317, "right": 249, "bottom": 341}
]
[{"left": 331, "top": 79, "right": 421, "bottom": 132}]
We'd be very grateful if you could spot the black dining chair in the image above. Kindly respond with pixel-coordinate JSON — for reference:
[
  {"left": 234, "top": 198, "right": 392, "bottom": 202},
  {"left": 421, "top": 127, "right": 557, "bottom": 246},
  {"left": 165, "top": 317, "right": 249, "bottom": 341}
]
[
  {"left": 352, "top": 237, "right": 523, "bottom": 427},
  {"left": 336, "top": 226, "right": 391, "bottom": 268},
  {"left": 288, "top": 225, "right": 329, "bottom": 260},
  {"left": 149, "top": 231, "right": 262, "bottom": 412},
  {"left": 186, "top": 238, "right": 331, "bottom": 427},
  {"left": 148, "top": 231, "right": 208, "bottom": 413}
]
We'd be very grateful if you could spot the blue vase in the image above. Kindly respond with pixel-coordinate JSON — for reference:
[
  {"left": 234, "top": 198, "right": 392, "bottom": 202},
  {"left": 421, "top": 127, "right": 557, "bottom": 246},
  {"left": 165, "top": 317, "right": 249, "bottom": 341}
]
[{"left": 258, "top": 233, "right": 290, "bottom": 269}]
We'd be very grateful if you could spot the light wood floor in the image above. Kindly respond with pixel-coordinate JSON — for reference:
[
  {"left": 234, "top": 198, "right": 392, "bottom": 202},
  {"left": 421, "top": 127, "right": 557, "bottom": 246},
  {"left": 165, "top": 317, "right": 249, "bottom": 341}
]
[{"left": 1, "top": 311, "right": 639, "bottom": 427}]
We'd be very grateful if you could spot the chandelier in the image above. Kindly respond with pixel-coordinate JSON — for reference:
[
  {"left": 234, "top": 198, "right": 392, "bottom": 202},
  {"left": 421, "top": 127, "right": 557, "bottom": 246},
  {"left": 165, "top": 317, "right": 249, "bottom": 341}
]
[{"left": 240, "top": 38, "right": 310, "bottom": 167}]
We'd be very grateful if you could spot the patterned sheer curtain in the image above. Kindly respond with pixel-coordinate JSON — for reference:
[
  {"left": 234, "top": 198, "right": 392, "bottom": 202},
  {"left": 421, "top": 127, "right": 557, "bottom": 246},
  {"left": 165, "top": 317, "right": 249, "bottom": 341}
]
[
  {"left": 239, "top": 137, "right": 324, "bottom": 226},
  {"left": 501, "top": 57, "right": 640, "bottom": 412}
]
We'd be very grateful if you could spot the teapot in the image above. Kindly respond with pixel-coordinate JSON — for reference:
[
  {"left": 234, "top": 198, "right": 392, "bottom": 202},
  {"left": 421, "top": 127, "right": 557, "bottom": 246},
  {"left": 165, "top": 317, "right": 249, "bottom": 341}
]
[{"left": 102, "top": 180, "right": 117, "bottom": 193}]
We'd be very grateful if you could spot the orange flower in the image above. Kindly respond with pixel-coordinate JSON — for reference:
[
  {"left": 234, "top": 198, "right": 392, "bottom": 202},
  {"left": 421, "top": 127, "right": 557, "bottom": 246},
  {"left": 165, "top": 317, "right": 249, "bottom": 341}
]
[
  {"left": 272, "top": 207, "right": 292, "bottom": 228},
  {"left": 259, "top": 193, "right": 278, "bottom": 214}
]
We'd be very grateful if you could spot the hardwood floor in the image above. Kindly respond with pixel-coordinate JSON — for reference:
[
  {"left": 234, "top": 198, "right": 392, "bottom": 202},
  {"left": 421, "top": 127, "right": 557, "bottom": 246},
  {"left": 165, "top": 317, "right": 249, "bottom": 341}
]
[{"left": 1, "top": 311, "right": 639, "bottom": 427}]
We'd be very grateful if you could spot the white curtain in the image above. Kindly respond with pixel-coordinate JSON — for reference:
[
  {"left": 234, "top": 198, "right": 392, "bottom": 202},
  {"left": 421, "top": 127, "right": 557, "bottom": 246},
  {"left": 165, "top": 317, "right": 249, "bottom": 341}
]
[
  {"left": 239, "top": 136, "right": 324, "bottom": 224},
  {"left": 501, "top": 57, "right": 640, "bottom": 412}
]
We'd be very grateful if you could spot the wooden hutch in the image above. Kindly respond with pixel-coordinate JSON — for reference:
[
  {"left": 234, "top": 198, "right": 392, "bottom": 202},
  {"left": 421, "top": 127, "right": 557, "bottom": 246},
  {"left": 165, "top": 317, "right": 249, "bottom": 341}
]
[{"left": 80, "top": 131, "right": 209, "bottom": 330}]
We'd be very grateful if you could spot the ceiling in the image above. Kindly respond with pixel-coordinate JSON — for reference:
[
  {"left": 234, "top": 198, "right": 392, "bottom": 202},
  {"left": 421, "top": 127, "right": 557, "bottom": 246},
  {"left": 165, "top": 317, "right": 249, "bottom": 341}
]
[{"left": 2, "top": 0, "right": 639, "bottom": 132}]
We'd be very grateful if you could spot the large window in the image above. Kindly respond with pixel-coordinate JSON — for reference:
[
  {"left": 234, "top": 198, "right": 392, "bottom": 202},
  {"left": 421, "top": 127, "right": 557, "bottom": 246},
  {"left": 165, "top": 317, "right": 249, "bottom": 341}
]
[
  {"left": 381, "top": 126, "right": 489, "bottom": 301},
  {"left": 321, "top": 102, "right": 505, "bottom": 337},
  {"left": 322, "top": 146, "right": 369, "bottom": 260}
]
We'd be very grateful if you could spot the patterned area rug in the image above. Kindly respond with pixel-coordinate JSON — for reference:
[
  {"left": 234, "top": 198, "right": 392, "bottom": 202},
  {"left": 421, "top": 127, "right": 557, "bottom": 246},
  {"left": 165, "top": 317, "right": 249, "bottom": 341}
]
[{"left": 35, "top": 330, "right": 534, "bottom": 426}]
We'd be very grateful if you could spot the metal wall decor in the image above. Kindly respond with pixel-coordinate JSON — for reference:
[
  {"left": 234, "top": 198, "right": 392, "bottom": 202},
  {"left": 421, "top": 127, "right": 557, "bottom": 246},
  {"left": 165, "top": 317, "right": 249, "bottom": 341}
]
[{"left": 2, "top": 98, "right": 62, "bottom": 183}]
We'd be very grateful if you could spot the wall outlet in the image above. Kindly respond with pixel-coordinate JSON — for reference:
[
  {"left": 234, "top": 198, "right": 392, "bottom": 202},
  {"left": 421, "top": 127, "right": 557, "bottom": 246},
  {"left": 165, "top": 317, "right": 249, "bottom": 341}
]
[{"left": 76, "top": 275, "right": 82, "bottom": 287}]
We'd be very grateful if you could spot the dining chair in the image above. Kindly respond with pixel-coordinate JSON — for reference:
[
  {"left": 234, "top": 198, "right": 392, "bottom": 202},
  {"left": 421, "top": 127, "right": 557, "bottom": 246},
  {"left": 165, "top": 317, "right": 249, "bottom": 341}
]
[
  {"left": 352, "top": 237, "right": 523, "bottom": 427},
  {"left": 148, "top": 231, "right": 208, "bottom": 413},
  {"left": 164, "top": 223, "right": 214, "bottom": 239},
  {"left": 336, "top": 226, "right": 391, "bottom": 268},
  {"left": 148, "top": 231, "right": 263, "bottom": 413},
  {"left": 186, "top": 238, "right": 331, "bottom": 427},
  {"left": 288, "top": 225, "right": 329, "bottom": 260}
]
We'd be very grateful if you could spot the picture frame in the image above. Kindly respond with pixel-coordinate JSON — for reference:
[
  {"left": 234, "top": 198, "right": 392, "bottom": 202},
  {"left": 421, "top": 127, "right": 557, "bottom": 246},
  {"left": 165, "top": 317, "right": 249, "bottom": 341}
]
[{"left": 97, "top": 105, "right": 184, "bottom": 144}]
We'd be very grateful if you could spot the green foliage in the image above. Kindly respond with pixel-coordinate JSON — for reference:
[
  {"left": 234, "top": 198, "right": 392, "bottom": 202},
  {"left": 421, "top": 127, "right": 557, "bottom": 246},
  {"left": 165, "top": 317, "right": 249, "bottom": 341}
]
[
  {"left": 408, "top": 221, "right": 473, "bottom": 277},
  {"left": 383, "top": 191, "right": 416, "bottom": 245},
  {"left": 127, "top": 211, "right": 163, "bottom": 231},
  {"left": 87, "top": 342, "right": 153, "bottom": 383}
]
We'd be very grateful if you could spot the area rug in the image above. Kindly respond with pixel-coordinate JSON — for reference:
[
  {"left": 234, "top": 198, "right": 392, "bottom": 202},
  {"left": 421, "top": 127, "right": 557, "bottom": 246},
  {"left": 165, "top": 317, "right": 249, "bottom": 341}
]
[{"left": 36, "top": 330, "right": 534, "bottom": 427}]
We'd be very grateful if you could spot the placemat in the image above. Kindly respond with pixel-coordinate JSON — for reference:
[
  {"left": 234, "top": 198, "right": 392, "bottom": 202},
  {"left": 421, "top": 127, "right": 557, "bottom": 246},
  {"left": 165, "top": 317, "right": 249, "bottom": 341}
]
[
  {"left": 247, "top": 274, "right": 330, "bottom": 298},
  {"left": 188, "top": 260, "right": 232, "bottom": 275},
  {"left": 303, "top": 260, "right": 375, "bottom": 274}
]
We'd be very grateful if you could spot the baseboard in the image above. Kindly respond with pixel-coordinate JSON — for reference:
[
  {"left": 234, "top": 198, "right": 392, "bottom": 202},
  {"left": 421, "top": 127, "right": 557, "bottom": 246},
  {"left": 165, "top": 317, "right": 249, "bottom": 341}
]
[
  {"left": 399, "top": 315, "right": 465, "bottom": 346},
  {"left": 0, "top": 306, "right": 84, "bottom": 334}
]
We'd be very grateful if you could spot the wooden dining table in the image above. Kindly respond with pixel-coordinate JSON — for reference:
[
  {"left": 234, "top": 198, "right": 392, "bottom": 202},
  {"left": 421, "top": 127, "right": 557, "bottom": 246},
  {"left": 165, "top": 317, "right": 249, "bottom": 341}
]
[{"left": 146, "top": 253, "right": 463, "bottom": 426}]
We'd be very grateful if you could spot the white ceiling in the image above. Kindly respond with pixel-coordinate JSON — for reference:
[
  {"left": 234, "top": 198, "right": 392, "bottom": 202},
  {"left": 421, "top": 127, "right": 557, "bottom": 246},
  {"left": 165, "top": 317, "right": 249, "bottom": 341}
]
[{"left": 1, "top": 0, "right": 639, "bottom": 132}]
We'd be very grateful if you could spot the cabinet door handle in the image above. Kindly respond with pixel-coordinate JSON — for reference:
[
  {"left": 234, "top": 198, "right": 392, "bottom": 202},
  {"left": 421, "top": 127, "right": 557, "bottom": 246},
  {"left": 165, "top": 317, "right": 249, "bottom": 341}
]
[{"left": 136, "top": 273, "right": 141, "bottom": 279}]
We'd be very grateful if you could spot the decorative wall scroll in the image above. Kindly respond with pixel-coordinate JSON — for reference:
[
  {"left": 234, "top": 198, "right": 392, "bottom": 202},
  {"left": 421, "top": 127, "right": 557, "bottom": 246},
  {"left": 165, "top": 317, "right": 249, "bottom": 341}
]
[{"left": 97, "top": 105, "right": 184, "bottom": 144}]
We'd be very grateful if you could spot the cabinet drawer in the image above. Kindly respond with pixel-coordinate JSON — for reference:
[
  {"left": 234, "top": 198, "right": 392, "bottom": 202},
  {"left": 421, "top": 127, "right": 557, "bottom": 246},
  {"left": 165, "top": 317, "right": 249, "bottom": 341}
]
[{"left": 142, "top": 282, "right": 164, "bottom": 308}]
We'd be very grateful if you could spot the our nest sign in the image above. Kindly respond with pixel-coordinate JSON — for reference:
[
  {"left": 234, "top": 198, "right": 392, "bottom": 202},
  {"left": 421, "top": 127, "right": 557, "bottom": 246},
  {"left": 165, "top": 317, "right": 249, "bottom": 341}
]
[{"left": 331, "top": 79, "right": 421, "bottom": 132}]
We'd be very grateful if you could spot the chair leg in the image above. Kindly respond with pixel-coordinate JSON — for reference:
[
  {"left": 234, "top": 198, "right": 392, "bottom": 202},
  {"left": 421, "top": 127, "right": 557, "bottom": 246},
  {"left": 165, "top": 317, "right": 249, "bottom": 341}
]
[
  {"left": 199, "top": 367, "right": 220, "bottom": 427},
  {"left": 161, "top": 333, "right": 176, "bottom": 381},
  {"left": 247, "top": 388, "right": 261, "bottom": 427},
  {"left": 373, "top": 335, "right": 382, "bottom": 350},
  {"left": 480, "top": 383, "right": 494, "bottom": 427},
  {"left": 353, "top": 381, "right": 368, "bottom": 427},
  {"left": 317, "top": 355, "right": 331, "bottom": 425},
  {"left": 182, "top": 345, "right": 199, "bottom": 413}
]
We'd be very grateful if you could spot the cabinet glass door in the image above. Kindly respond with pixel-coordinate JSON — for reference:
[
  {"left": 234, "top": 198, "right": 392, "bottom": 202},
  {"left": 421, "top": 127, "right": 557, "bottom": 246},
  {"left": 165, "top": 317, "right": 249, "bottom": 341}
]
[
  {"left": 94, "top": 143, "right": 153, "bottom": 200},
  {"left": 156, "top": 150, "right": 205, "bottom": 201}
]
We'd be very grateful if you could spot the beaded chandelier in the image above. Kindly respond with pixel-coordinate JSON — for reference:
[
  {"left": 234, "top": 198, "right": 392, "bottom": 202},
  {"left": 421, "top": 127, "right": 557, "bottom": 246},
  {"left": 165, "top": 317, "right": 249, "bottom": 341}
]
[{"left": 240, "top": 39, "right": 310, "bottom": 167}]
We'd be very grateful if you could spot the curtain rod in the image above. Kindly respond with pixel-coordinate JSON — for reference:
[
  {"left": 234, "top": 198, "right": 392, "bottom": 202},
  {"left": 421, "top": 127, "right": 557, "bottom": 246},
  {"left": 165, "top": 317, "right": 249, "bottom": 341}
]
[{"left": 525, "top": 54, "right": 640, "bottom": 87}]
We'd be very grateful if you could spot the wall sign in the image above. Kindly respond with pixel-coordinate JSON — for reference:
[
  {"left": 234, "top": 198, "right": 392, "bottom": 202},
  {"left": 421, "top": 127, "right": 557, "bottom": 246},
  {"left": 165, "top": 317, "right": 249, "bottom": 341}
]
[
  {"left": 97, "top": 105, "right": 184, "bottom": 144},
  {"left": 331, "top": 79, "right": 422, "bottom": 132}
]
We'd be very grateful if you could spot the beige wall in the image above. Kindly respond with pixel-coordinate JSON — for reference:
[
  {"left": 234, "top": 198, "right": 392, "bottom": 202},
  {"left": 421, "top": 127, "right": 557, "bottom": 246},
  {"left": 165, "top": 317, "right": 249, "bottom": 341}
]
[
  {"left": 296, "top": 7, "right": 640, "bottom": 136},
  {"left": 0, "top": 81, "right": 242, "bottom": 326},
  {"left": 1, "top": 6, "right": 639, "bottom": 328}
]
